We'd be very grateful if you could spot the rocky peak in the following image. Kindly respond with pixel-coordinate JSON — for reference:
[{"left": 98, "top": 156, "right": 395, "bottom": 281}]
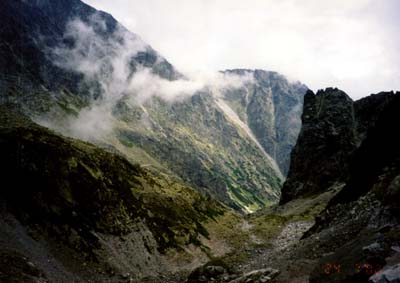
[
  {"left": 277, "top": 90, "right": 400, "bottom": 282},
  {"left": 331, "top": 91, "right": 400, "bottom": 205},
  {"left": 280, "top": 89, "right": 399, "bottom": 205},
  {"left": 303, "top": 87, "right": 354, "bottom": 122},
  {"left": 354, "top": 91, "right": 397, "bottom": 143},
  {"left": 280, "top": 88, "right": 357, "bottom": 204}
]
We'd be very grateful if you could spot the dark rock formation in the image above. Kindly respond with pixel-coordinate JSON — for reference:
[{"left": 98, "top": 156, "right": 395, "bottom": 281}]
[
  {"left": 281, "top": 89, "right": 399, "bottom": 205},
  {"left": 280, "top": 88, "right": 357, "bottom": 204},
  {"left": 331, "top": 92, "right": 400, "bottom": 206},
  {"left": 278, "top": 89, "right": 400, "bottom": 282}
]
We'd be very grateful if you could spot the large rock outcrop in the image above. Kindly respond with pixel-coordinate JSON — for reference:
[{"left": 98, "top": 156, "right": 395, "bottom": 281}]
[
  {"left": 280, "top": 88, "right": 357, "bottom": 204},
  {"left": 307, "top": 92, "right": 400, "bottom": 282},
  {"left": 281, "top": 89, "right": 398, "bottom": 204},
  {"left": 278, "top": 89, "right": 400, "bottom": 282}
]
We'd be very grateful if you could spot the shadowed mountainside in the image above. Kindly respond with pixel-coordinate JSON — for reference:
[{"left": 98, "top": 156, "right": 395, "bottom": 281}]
[
  {"left": 281, "top": 88, "right": 397, "bottom": 204},
  {"left": 0, "top": 107, "right": 228, "bottom": 282},
  {"left": 276, "top": 89, "right": 400, "bottom": 283}
]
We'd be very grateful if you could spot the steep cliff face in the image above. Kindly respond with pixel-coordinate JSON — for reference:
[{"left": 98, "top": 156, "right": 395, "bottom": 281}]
[
  {"left": 281, "top": 89, "right": 399, "bottom": 204},
  {"left": 306, "top": 93, "right": 400, "bottom": 282},
  {"left": 112, "top": 71, "right": 306, "bottom": 212},
  {"left": 330, "top": 92, "right": 400, "bottom": 206},
  {"left": 277, "top": 90, "right": 400, "bottom": 283},
  {"left": 280, "top": 88, "right": 357, "bottom": 204},
  {"left": 354, "top": 91, "right": 397, "bottom": 144},
  {"left": 222, "top": 69, "right": 307, "bottom": 175},
  {"left": 114, "top": 93, "right": 284, "bottom": 213}
]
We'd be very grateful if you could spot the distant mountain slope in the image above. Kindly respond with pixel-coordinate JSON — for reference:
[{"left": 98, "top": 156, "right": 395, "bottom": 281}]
[
  {"left": 113, "top": 91, "right": 283, "bottom": 212},
  {"left": 223, "top": 69, "right": 306, "bottom": 175},
  {"left": 0, "top": 0, "right": 180, "bottom": 110},
  {"left": 0, "top": 0, "right": 307, "bottom": 212}
]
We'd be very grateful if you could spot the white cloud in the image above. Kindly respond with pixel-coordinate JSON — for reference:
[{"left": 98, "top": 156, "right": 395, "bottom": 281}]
[
  {"left": 46, "top": 16, "right": 254, "bottom": 140},
  {"left": 83, "top": 0, "right": 400, "bottom": 99},
  {"left": 127, "top": 68, "right": 253, "bottom": 104}
]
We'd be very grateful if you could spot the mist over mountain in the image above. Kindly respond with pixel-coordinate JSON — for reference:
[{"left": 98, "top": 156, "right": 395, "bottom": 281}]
[
  {"left": 0, "top": 0, "right": 307, "bottom": 212},
  {"left": 0, "top": 0, "right": 399, "bottom": 282}
]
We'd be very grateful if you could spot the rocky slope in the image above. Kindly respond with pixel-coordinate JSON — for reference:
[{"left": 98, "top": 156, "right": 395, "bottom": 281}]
[
  {"left": 304, "top": 91, "right": 400, "bottom": 282},
  {"left": 222, "top": 69, "right": 305, "bottom": 176},
  {"left": 187, "top": 89, "right": 400, "bottom": 283},
  {"left": 0, "top": 0, "right": 399, "bottom": 281},
  {"left": 111, "top": 71, "right": 306, "bottom": 212},
  {"left": 276, "top": 89, "right": 400, "bottom": 282},
  {"left": 0, "top": 106, "right": 238, "bottom": 282},
  {"left": 0, "top": 0, "right": 307, "bottom": 212}
]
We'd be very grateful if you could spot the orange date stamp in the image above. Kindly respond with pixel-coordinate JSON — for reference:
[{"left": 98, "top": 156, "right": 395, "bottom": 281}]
[{"left": 324, "top": 263, "right": 381, "bottom": 276}]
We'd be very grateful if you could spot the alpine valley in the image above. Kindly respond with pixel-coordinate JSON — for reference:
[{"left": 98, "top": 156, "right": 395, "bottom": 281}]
[{"left": 0, "top": 1, "right": 399, "bottom": 283}]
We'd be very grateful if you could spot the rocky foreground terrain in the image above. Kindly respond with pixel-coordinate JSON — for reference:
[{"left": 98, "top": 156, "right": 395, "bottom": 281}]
[
  {"left": 0, "top": 0, "right": 399, "bottom": 282},
  {"left": 186, "top": 89, "right": 400, "bottom": 283},
  {"left": 1, "top": 88, "right": 398, "bottom": 283}
]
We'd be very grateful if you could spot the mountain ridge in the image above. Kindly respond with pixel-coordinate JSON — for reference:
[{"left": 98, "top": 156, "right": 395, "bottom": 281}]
[
  {"left": 281, "top": 88, "right": 398, "bottom": 204},
  {"left": 1, "top": 0, "right": 399, "bottom": 282},
  {"left": 0, "top": 0, "right": 307, "bottom": 212},
  {"left": 275, "top": 88, "right": 400, "bottom": 282}
]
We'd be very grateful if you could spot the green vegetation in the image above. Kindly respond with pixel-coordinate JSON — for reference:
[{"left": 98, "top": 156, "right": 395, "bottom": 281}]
[
  {"left": 0, "top": 109, "right": 226, "bottom": 255},
  {"left": 112, "top": 93, "right": 283, "bottom": 212}
]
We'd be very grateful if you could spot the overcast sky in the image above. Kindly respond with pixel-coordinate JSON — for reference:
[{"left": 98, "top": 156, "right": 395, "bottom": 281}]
[{"left": 83, "top": 0, "right": 400, "bottom": 99}]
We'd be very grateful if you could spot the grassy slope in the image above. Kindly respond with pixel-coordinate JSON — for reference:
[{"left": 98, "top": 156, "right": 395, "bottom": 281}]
[
  {"left": 0, "top": 107, "right": 243, "bottom": 281},
  {"left": 112, "top": 94, "right": 282, "bottom": 213}
]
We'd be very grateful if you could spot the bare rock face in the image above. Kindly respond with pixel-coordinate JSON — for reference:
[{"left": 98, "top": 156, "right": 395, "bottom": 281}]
[
  {"left": 281, "top": 91, "right": 400, "bottom": 283},
  {"left": 280, "top": 89, "right": 399, "bottom": 205},
  {"left": 331, "top": 92, "right": 400, "bottom": 205},
  {"left": 223, "top": 69, "right": 307, "bottom": 175},
  {"left": 280, "top": 88, "right": 357, "bottom": 204}
]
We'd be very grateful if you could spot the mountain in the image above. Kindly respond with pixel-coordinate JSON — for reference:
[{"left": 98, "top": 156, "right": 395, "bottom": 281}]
[
  {"left": 222, "top": 69, "right": 306, "bottom": 176},
  {"left": 0, "top": 106, "right": 230, "bottom": 282},
  {"left": 280, "top": 88, "right": 357, "bottom": 204},
  {"left": 281, "top": 88, "right": 397, "bottom": 204},
  {"left": 274, "top": 88, "right": 400, "bottom": 282},
  {"left": 184, "top": 89, "right": 400, "bottom": 283},
  {"left": 0, "top": 0, "right": 180, "bottom": 111},
  {"left": 109, "top": 69, "right": 306, "bottom": 212},
  {"left": 1, "top": 0, "right": 399, "bottom": 282},
  {"left": 0, "top": 0, "right": 311, "bottom": 281},
  {"left": 0, "top": 0, "right": 307, "bottom": 212}
]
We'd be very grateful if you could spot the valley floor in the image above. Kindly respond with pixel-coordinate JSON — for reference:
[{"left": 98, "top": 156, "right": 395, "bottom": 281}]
[{"left": 142, "top": 188, "right": 340, "bottom": 283}]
